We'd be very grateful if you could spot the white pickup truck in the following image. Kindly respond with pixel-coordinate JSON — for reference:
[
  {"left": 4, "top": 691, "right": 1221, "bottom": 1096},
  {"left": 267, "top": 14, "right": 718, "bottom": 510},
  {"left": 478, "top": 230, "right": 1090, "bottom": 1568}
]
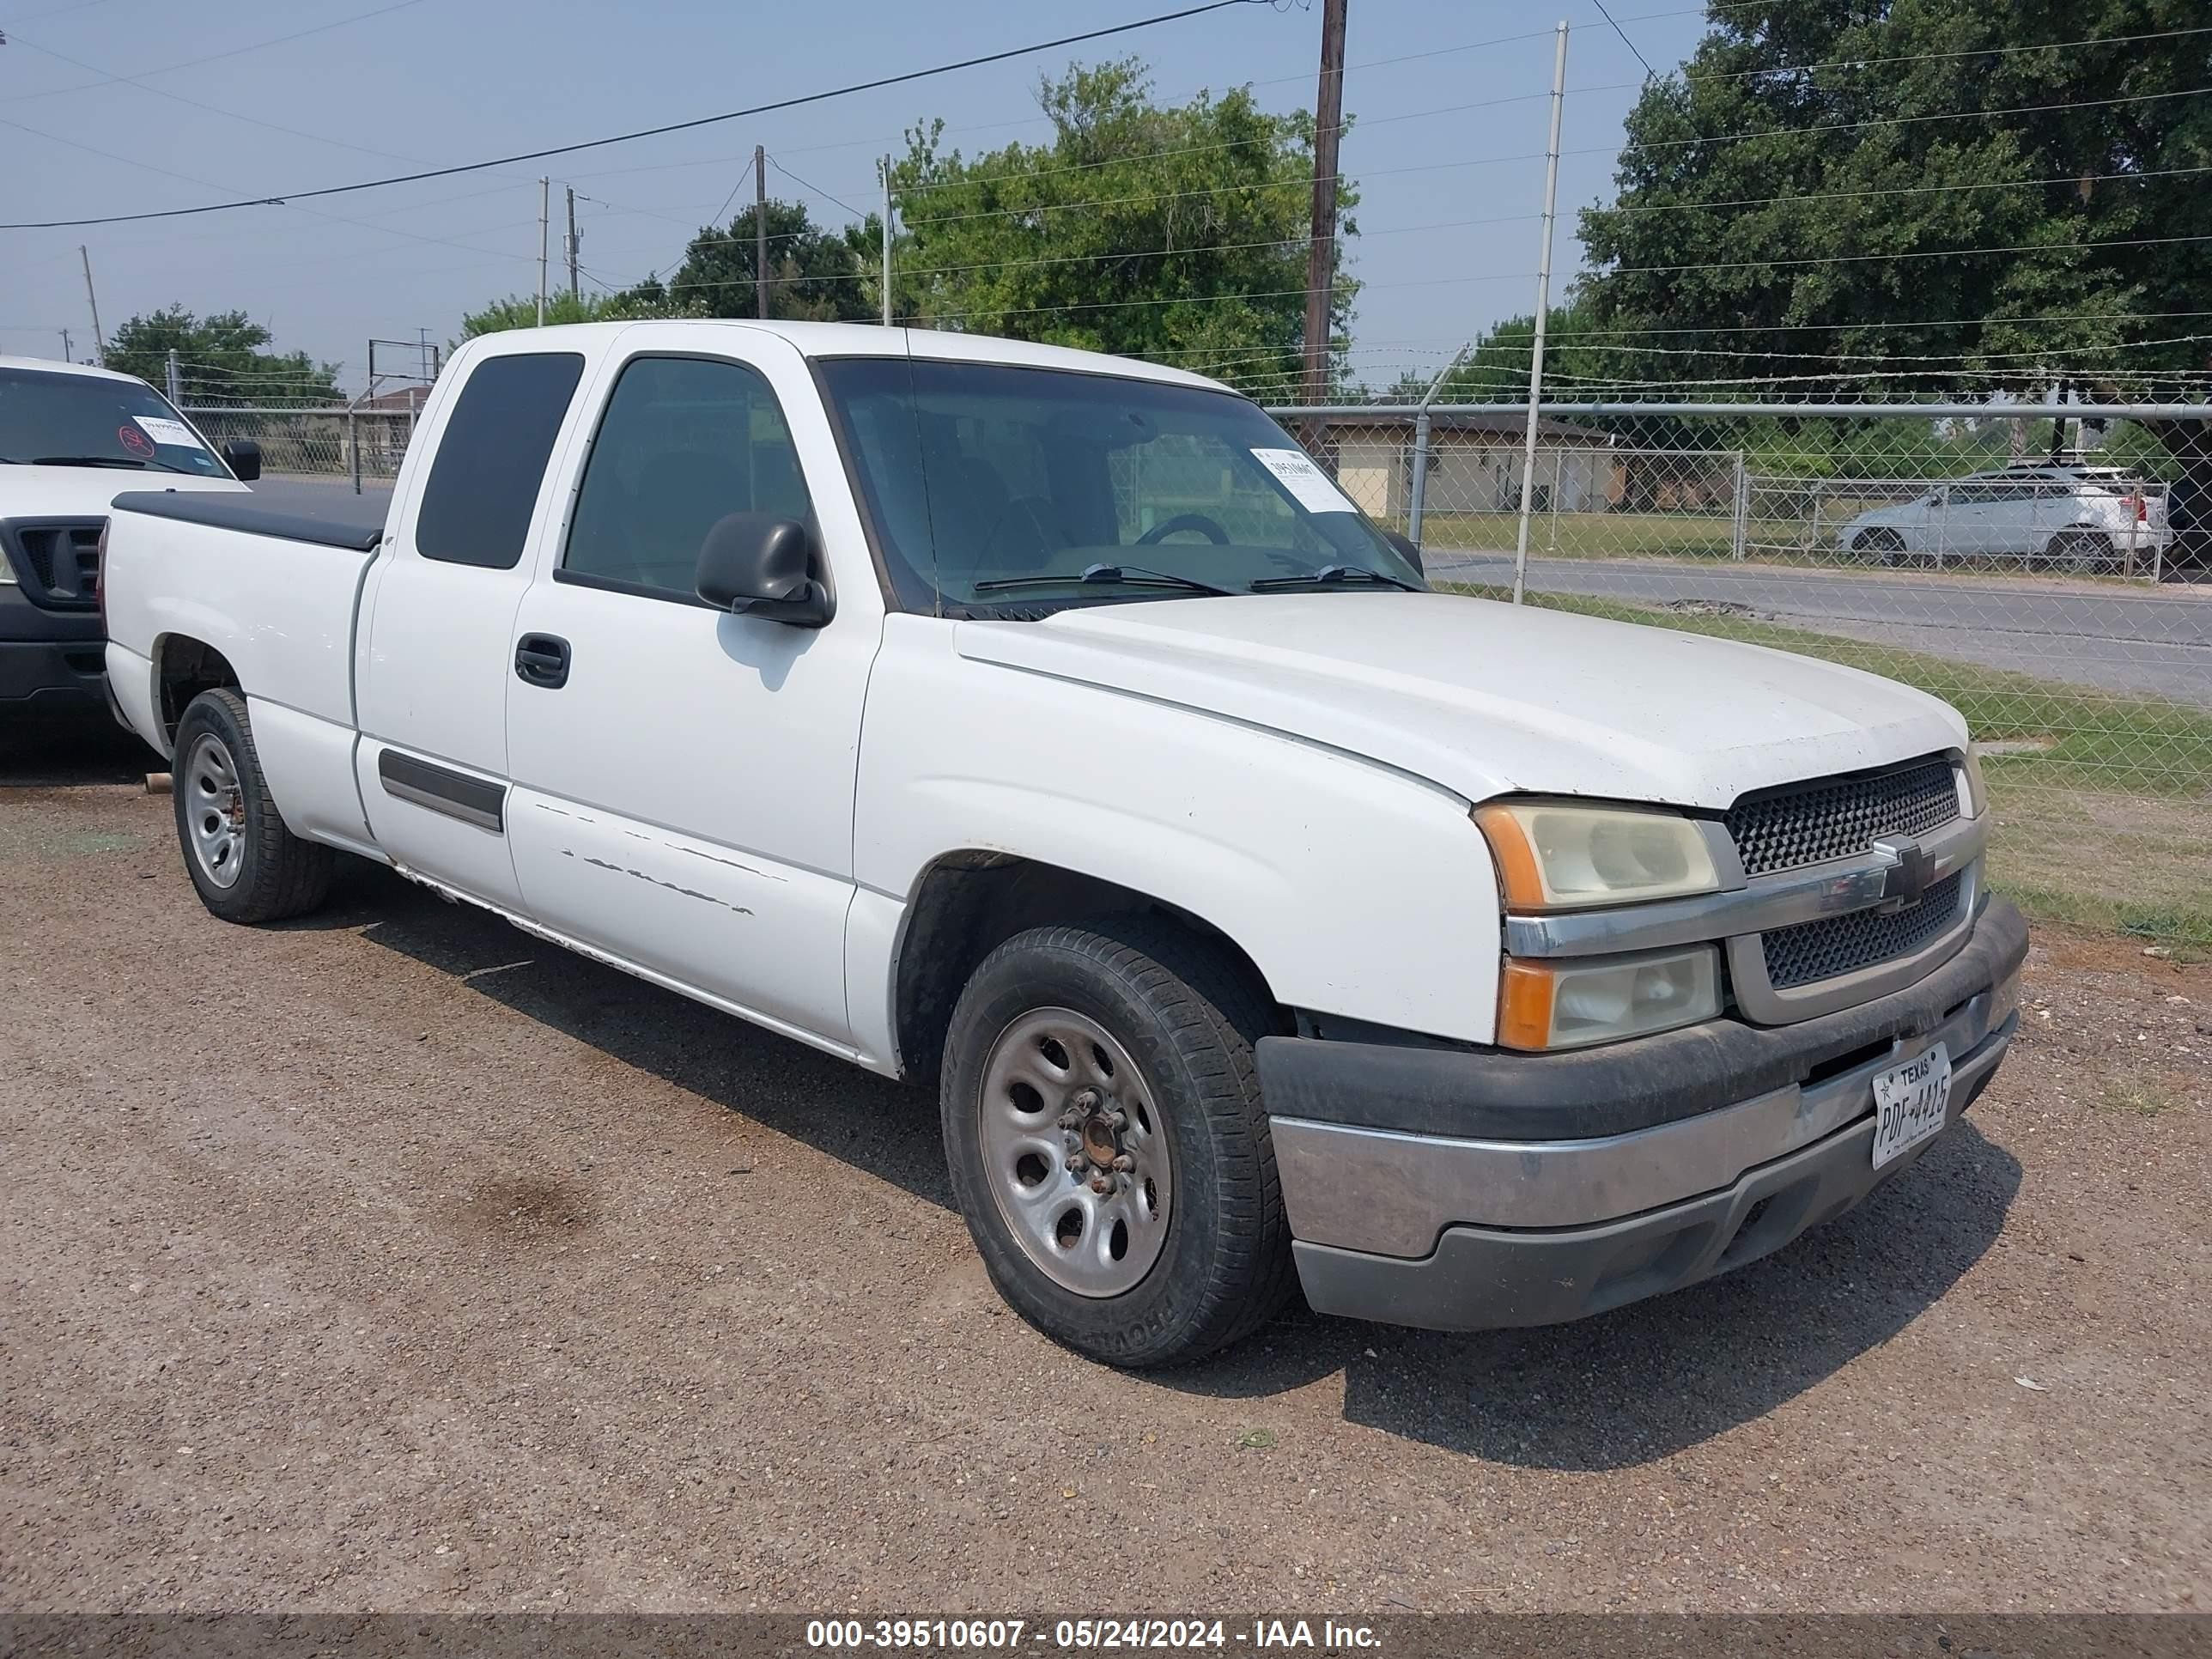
[{"left": 102, "top": 320, "right": 2025, "bottom": 1366}]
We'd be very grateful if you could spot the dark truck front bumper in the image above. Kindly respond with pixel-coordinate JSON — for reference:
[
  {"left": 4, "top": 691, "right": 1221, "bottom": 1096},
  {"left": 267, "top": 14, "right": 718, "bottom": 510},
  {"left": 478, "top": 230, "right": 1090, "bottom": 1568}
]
[
  {"left": 0, "top": 594, "right": 107, "bottom": 713},
  {"left": 1256, "top": 896, "right": 2027, "bottom": 1332}
]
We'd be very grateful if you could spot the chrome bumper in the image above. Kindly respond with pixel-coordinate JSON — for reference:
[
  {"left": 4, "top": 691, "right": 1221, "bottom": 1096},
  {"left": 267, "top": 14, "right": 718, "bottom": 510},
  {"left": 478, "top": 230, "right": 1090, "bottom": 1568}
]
[{"left": 1257, "top": 896, "right": 2027, "bottom": 1330}]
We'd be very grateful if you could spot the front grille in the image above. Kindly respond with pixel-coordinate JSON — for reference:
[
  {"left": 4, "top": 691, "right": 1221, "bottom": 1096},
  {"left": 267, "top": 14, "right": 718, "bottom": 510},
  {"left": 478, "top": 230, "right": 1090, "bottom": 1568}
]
[
  {"left": 3, "top": 520, "right": 104, "bottom": 611},
  {"left": 1761, "top": 871, "right": 1965, "bottom": 989},
  {"left": 1726, "top": 756, "right": 1960, "bottom": 878}
]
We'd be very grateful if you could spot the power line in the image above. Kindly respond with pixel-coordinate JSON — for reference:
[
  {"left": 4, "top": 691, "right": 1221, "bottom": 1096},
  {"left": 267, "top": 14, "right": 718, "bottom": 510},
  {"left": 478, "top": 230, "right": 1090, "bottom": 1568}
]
[
  {"left": 766, "top": 156, "right": 872, "bottom": 223},
  {"left": 1675, "top": 22, "right": 2212, "bottom": 85},
  {"left": 1609, "top": 165, "right": 2212, "bottom": 218},
  {"left": 1590, "top": 0, "right": 1658, "bottom": 79},
  {"left": 1608, "top": 232, "right": 2212, "bottom": 279},
  {"left": 9, "top": 0, "right": 436, "bottom": 103},
  {"left": 1597, "top": 85, "right": 2212, "bottom": 161},
  {"left": 0, "top": 0, "right": 1274, "bottom": 231}
]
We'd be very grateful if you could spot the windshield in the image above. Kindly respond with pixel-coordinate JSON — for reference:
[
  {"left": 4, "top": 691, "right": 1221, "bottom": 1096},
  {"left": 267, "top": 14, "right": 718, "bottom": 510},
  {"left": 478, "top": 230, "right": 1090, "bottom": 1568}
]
[
  {"left": 0, "top": 367, "right": 230, "bottom": 477},
  {"left": 817, "top": 357, "right": 1422, "bottom": 613}
]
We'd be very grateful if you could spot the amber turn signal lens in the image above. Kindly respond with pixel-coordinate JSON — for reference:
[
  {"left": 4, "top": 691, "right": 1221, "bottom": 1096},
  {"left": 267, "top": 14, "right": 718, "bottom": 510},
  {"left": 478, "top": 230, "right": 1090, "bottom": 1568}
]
[
  {"left": 1496, "top": 958, "right": 1559, "bottom": 1051},
  {"left": 1472, "top": 803, "right": 1549, "bottom": 909}
]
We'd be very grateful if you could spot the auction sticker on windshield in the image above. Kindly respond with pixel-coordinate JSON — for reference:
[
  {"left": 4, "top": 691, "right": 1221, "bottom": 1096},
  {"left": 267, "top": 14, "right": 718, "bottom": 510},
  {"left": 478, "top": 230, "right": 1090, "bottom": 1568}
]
[
  {"left": 132, "top": 416, "right": 205, "bottom": 450},
  {"left": 1252, "top": 447, "right": 1357, "bottom": 514},
  {"left": 1871, "top": 1042, "right": 1951, "bottom": 1169}
]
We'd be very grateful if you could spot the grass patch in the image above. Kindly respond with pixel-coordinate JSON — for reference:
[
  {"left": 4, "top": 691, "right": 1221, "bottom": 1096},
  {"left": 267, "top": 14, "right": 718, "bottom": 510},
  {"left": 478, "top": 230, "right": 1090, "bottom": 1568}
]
[
  {"left": 2100, "top": 1073, "right": 2183, "bottom": 1117},
  {"left": 1437, "top": 581, "right": 2212, "bottom": 945},
  {"left": 1413, "top": 509, "right": 1735, "bottom": 562}
]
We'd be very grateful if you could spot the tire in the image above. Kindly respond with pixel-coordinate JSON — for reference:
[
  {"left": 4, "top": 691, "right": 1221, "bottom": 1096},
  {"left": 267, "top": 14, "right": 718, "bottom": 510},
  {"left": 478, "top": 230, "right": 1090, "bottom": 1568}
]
[
  {"left": 2042, "top": 530, "right": 2114, "bottom": 574},
  {"left": 939, "top": 916, "right": 1295, "bottom": 1368},
  {"left": 171, "top": 687, "right": 333, "bottom": 924},
  {"left": 1853, "top": 527, "right": 1905, "bottom": 565}
]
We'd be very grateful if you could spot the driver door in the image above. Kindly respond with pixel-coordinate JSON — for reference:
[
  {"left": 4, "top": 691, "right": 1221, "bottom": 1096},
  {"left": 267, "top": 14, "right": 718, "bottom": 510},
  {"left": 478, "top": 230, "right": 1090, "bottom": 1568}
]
[{"left": 501, "top": 333, "right": 883, "bottom": 1054}]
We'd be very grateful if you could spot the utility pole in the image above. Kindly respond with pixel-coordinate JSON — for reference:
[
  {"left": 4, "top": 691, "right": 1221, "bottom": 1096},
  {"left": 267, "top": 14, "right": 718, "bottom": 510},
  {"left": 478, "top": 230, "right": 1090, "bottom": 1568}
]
[
  {"left": 60, "top": 328, "right": 73, "bottom": 364},
  {"left": 537, "top": 177, "right": 550, "bottom": 326},
  {"left": 566, "top": 185, "right": 580, "bottom": 300},
  {"left": 881, "top": 155, "right": 895, "bottom": 326},
  {"left": 79, "top": 246, "right": 106, "bottom": 367},
  {"left": 755, "top": 144, "right": 769, "bottom": 320},
  {"left": 1299, "top": 0, "right": 1348, "bottom": 417},
  {"left": 1510, "top": 21, "right": 1570, "bottom": 607}
]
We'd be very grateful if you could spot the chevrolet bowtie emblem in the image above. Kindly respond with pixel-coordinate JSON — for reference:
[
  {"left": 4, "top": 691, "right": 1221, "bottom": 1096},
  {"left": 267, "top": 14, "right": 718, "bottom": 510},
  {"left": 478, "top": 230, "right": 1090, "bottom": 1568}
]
[{"left": 1871, "top": 836, "right": 1934, "bottom": 914}]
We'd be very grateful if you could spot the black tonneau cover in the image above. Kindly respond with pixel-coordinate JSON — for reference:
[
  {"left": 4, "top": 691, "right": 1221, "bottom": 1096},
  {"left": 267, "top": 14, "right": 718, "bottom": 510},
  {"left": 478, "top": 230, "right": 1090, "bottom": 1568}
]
[{"left": 110, "top": 489, "right": 383, "bottom": 553}]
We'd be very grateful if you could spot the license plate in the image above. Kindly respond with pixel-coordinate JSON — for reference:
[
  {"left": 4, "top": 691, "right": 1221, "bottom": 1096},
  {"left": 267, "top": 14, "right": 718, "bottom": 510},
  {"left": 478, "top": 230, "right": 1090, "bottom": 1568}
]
[{"left": 1871, "top": 1042, "right": 1952, "bottom": 1169}]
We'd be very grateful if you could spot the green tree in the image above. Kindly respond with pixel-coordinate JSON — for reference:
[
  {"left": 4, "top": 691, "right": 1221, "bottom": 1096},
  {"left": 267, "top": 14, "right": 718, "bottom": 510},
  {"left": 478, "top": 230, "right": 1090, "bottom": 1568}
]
[
  {"left": 105, "top": 306, "right": 341, "bottom": 407},
  {"left": 457, "top": 286, "right": 700, "bottom": 339},
  {"left": 889, "top": 58, "right": 1357, "bottom": 395},
  {"left": 1574, "top": 0, "right": 2212, "bottom": 402},
  {"left": 656, "top": 199, "right": 880, "bottom": 321}
]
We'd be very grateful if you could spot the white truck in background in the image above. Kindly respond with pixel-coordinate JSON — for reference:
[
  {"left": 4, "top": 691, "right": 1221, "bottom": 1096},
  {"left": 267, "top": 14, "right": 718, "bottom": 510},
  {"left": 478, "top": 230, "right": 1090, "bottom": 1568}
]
[
  {"left": 0, "top": 355, "right": 257, "bottom": 722},
  {"left": 100, "top": 320, "right": 2024, "bottom": 1366}
]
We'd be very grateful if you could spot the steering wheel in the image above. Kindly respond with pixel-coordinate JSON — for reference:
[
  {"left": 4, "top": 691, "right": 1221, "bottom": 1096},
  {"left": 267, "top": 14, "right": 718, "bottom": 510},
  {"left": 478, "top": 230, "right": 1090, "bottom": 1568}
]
[{"left": 1137, "top": 513, "right": 1231, "bottom": 546}]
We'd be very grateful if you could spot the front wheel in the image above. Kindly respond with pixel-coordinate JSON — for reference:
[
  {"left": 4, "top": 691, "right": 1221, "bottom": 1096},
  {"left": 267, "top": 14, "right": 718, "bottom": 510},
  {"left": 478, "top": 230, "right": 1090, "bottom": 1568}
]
[
  {"left": 939, "top": 918, "right": 1295, "bottom": 1368},
  {"left": 1852, "top": 527, "right": 1906, "bottom": 565},
  {"left": 172, "top": 688, "right": 333, "bottom": 924}
]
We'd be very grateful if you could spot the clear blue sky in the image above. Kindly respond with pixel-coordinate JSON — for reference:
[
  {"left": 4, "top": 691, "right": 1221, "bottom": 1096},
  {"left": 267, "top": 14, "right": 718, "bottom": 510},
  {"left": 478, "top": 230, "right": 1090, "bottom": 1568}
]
[{"left": 0, "top": 0, "right": 1710, "bottom": 394}]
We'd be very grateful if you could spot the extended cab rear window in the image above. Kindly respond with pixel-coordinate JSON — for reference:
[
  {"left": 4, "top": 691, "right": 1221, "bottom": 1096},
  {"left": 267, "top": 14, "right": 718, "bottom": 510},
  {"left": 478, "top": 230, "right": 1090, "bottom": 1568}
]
[{"left": 415, "top": 352, "right": 586, "bottom": 568}]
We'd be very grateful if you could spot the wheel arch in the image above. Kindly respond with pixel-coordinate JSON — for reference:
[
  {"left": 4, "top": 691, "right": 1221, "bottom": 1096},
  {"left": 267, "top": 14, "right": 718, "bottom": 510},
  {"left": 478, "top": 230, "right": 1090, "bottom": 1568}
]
[
  {"left": 890, "top": 850, "right": 1284, "bottom": 1089},
  {"left": 152, "top": 632, "right": 241, "bottom": 750}
]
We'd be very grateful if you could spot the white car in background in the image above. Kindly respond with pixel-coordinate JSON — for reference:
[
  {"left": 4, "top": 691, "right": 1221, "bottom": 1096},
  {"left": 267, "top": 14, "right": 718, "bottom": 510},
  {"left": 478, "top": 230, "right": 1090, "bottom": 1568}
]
[{"left": 1839, "top": 464, "right": 2168, "bottom": 571}]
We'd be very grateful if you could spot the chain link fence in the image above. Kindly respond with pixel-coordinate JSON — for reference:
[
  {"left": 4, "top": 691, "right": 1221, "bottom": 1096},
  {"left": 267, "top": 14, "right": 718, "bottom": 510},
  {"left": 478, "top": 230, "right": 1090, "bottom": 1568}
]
[
  {"left": 180, "top": 406, "right": 417, "bottom": 486},
  {"left": 1274, "top": 401, "right": 2212, "bottom": 946}
]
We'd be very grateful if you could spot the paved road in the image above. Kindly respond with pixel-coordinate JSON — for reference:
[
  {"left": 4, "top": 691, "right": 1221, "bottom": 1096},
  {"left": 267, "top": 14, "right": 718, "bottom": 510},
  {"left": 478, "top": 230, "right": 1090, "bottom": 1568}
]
[
  {"left": 243, "top": 477, "right": 2212, "bottom": 706},
  {"left": 1429, "top": 550, "right": 2212, "bottom": 706},
  {"left": 247, "top": 473, "right": 392, "bottom": 526}
]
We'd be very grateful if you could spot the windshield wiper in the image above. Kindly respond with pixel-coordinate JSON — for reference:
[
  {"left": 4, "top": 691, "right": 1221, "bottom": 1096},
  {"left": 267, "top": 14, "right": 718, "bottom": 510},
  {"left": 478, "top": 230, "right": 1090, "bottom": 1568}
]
[
  {"left": 22, "top": 453, "right": 189, "bottom": 474},
  {"left": 1249, "top": 563, "right": 1419, "bottom": 592},
  {"left": 974, "top": 561, "right": 1234, "bottom": 597}
]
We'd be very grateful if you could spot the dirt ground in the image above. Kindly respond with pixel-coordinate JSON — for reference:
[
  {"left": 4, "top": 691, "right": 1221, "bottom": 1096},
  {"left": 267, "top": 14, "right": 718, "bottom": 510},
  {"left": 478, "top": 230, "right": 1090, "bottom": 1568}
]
[{"left": 3, "top": 726, "right": 2207, "bottom": 1615}]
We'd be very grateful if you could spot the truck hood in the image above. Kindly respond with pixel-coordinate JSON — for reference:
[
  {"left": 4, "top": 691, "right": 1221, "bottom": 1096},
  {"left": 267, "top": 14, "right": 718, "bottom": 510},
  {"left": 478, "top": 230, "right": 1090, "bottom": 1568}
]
[
  {"left": 2, "top": 466, "right": 247, "bottom": 519},
  {"left": 955, "top": 592, "right": 1967, "bottom": 810}
]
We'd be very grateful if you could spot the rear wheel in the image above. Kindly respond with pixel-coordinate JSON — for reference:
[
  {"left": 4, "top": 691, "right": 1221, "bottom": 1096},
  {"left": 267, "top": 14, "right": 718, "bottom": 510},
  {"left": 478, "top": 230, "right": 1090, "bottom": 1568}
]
[
  {"left": 172, "top": 688, "right": 332, "bottom": 924},
  {"left": 2041, "top": 529, "right": 2114, "bottom": 574},
  {"left": 939, "top": 917, "right": 1294, "bottom": 1368}
]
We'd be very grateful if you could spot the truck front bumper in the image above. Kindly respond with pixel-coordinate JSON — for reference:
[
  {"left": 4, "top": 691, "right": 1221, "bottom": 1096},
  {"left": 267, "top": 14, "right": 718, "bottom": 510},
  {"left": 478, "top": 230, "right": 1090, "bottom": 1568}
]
[
  {"left": 1257, "top": 897, "right": 2027, "bottom": 1332},
  {"left": 2, "top": 585, "right": 107, "bottom": 714}
]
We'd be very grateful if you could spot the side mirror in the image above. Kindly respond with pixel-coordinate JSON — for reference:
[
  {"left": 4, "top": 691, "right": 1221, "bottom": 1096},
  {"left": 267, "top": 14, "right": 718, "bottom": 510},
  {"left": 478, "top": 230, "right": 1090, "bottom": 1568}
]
[
  {"left": 1383, "top": 527, "right": 1424, "bottom": 575},
  {"left": 695, "top": 514, "right": 833, "bottom": 628},
  {"left": 222, "top": 439, "right": 262, "bottom": 482}
]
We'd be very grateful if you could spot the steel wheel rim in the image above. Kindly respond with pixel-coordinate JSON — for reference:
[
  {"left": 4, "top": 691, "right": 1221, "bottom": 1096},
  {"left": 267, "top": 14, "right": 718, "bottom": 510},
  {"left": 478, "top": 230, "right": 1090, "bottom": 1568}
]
[
  {"left": 977, "top": 1006, "right": 1173, "bottom": 1298},
  {"left": 184, "top": 732, "right": 246, "bottom": 890}
]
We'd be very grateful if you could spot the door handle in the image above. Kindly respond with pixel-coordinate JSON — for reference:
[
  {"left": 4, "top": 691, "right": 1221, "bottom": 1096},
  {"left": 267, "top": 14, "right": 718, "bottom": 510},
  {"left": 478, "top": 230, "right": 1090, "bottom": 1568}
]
[{"left": 514, "top": 634, "right": 571, "bottom": 689}]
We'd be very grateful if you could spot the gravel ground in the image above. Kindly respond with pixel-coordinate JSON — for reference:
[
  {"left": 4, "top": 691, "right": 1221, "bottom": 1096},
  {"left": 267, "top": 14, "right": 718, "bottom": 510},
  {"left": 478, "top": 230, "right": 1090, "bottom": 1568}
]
[{"left": 3, "top": 725, "right": 2207, "bottom": 1615}]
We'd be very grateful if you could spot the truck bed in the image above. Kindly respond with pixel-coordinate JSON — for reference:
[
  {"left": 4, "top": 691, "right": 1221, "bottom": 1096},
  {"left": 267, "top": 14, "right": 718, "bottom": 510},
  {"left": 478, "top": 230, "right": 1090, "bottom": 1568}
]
[{"left": 103, "top": 489, "right": 386, "bottom": 854}]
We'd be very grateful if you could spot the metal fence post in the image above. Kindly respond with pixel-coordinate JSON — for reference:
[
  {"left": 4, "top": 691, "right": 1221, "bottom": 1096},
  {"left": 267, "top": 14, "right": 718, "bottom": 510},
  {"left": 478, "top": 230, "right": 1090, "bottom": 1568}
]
[
  {"left": 1407, "top": 411, "right": 1431, "bottom": 546},
  {"left": 1730, "top": 451, "right": 1748, "bottom": 561},
  {"left": 165, "top": 349, "right": 181, "bottom": 404},
  {"left": 348, "top": 409, "right": 362, "bottom": 495}
]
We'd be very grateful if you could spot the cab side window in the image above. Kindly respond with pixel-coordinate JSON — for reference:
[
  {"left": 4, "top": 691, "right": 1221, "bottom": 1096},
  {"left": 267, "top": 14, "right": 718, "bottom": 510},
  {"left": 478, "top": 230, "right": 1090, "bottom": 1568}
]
[
  {"left": 415, "top": 352, "right": 586, "bottom": 568},
  {"left": 562, "top": 356, "right": 811, "bottom": 600}
]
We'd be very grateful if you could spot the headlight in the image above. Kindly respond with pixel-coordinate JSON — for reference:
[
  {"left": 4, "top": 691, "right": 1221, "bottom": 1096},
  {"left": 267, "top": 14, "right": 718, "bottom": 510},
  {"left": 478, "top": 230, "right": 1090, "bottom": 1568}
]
[
  {"left": 1474, "top": 799, "right": 1722, "bottom": 910},
  {"left": 1498, "top": 945, "right": 1722, "bottom": 1051},
  {"left": 1958, "top": 746, "right": 1987, "bottom": 818}
]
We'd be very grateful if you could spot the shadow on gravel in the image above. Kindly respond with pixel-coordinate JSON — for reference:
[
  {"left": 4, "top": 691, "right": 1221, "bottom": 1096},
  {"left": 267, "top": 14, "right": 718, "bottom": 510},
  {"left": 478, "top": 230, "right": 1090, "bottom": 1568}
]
[
  {"left": 289, "top": 857, "right": 2022, "bottom": 1470},
  {"left": 0, "top": 719, "right": 160, "bottom": 787},
  {"left": 1168, "top": 1120, "right": 2022, "bottom": 1470},
  {"left": 295, "top": 857, "right": 954, "bottom": 1211}
]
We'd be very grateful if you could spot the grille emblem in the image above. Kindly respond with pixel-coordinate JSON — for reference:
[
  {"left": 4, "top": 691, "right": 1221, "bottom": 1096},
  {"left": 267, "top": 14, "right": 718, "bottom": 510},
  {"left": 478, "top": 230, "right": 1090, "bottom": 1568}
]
[{"left": 1872, "top": 836, "right": 1935, "bottom": 914}]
